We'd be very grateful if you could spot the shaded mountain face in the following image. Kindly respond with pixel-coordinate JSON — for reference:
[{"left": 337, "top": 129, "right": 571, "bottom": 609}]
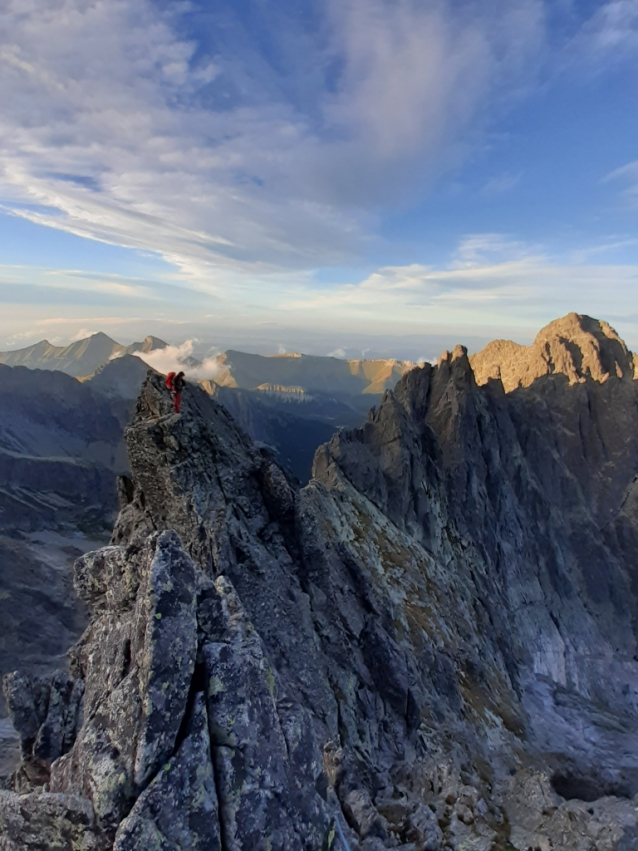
[
  {"left": 85, "top": 354, "right": 153, "bottom": 402},
  {"left": 0, "top": 364, "right": 127, "bottom": 533},
  {"left": 204, "top": 382, "right": 371, "bottom": 483},
  {"left": 3, "top": 314, "right": 638, "bottom": 851},
  {"left": 0, "top": 365, "right": 129, "bottom": 725},
  {"left": 0, "top": 333, "right": 167, "bottom": 378},
  {"left": 0, "top": 532, "right": 96, "bottom": 723}
]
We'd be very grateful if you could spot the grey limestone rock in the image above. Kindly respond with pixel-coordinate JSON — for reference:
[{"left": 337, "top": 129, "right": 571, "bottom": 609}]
[
  {"left": 0, "top": 790, "right": 105, "bottom": 851},
  {"left": 112, "top": 694, "right": 220, "bottom": 851},
  {"left": 4, "top": 315, "right": 638, "bottom": 850},
  {"left": 48, "top": 530, "right": 199, "bottom": 831},
  {"left": 2, "top": 670, "right": 82, "bottom": 791}
]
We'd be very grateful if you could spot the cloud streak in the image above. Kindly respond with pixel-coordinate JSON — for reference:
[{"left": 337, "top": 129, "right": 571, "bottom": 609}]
[
  {"left": 0, "top": 0, "right": 635, "bottom": 349},
  {"left": 603, "top": 160, "right": 638, "bottom": 206},
  {"left": 0, "top": 0, "right": 550, "bottom": 283},
  {"left": 281, "top": 235, "right": 638, "bottom": 345}
]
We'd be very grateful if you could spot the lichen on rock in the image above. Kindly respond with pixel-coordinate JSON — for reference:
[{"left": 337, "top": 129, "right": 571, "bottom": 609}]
[{"left": 3, "top": 314, "right": 638, "bottom": 850}]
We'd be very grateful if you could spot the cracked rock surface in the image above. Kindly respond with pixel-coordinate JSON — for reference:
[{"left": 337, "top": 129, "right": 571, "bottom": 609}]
[{"left": 3, "top": 313, "right": 638, "bottom": 850}]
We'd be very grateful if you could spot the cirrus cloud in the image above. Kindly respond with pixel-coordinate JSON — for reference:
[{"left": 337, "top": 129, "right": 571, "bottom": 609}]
[{"left": 0, "top": 0, "right": 549, "bottom": 284}]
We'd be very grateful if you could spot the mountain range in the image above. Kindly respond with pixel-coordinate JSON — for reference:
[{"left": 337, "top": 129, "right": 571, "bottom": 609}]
[
  {"left": 0, "top": 333, "right": 417, "bottom": 484},
  {"left": 0, "top": 334, "right": 415, "bottom": 395},
  {"left": 2, "top": 313, "right": 638, "bottom": 850},
  {"left": 0, "top": 335, "right": 407, "bottom": 726},
  {"left": 211, "top": 349, "right": 413, "bottom": 395},
  {"left": 0, "top": 333, "right": 166, "bottom": 378}
]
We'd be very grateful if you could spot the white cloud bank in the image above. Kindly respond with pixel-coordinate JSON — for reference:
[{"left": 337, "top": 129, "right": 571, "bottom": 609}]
[{"left": 133, "top": 340, "right": 223, "bottom": 380}]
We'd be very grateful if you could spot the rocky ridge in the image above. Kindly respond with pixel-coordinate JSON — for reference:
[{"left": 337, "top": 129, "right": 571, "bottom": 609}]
[
  {"left": 0, "top": 334, "right": 166, "bottom": 379},
  {"left": 470, "top": 312, "right": 638, "bottom": 391},
  {"left": 2, "top": 314, "right": 638, "bottom": 851}
]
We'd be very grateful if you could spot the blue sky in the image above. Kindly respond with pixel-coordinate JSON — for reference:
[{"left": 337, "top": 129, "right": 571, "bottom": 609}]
[{"left": 1, "top": 0, "right": 637, "bottom": 358}]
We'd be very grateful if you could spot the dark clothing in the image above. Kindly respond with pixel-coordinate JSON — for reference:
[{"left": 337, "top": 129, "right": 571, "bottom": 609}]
[{"left": 165, "top": 372, "right": 186, "bottom": 413}]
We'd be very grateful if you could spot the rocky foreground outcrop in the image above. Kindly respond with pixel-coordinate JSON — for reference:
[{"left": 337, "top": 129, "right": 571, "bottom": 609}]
[{"left": 3, "top": 313, "right": 638, "bottom": 851}]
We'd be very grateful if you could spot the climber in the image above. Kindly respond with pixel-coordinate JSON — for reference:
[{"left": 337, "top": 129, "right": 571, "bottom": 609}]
[{"left": 165, "top": 370, "right": 186, "bottom": 413}]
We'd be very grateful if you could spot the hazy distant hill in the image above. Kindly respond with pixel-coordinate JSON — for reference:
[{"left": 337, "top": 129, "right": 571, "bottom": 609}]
[
  {"left": 204, "top": 383, "right": 371, "bottom": 482},
  {"left": 0, "top": 364, "right": 126, "bottom": 532},
  {"left": 0, "top": 332, "right": 166, "bottom": 378},
  {"left": 0, "top": 363, "right": 129, "bottom": 721},
  {"left": 213, "top": 349, "right": 414, "bottom": 394},
  {"left": 0, "top": 332, "right": 415, "bottom": 395}
]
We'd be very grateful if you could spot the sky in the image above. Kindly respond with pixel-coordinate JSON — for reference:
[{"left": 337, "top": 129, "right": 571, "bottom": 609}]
[{"left": 0, "top": 0, "right": 637, "bottom": 360}]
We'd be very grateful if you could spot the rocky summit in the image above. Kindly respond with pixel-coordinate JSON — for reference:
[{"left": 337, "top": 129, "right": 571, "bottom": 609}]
[{"left": 3, "top": 312, "right": 638, "bottom": 851}]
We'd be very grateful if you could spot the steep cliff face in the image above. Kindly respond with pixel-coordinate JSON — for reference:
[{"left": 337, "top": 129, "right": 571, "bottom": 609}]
[
  {"left": 315, "top": 338, "right": 638, "bottom": 787},
  {"left": 3, "top": 315, "right": 638, "bottom": 851}
]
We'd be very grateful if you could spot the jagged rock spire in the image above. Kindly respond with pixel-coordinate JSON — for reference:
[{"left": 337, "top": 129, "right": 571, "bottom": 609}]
[
  {"left": 470, "top": 312, "right": 638, "bottom": 391},
  {"left": 3, "top": 322, "right": 638, "bottom": 850}
]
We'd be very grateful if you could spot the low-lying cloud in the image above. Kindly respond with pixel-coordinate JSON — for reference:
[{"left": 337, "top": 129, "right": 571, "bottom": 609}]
[{"left": 133, "top": 340, "right": 223, "bottom": 382}]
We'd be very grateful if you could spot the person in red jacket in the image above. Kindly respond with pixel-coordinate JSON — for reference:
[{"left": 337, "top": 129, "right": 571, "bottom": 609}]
[{"left": 165, "top": 370, "right": 186, "bottom": 413}]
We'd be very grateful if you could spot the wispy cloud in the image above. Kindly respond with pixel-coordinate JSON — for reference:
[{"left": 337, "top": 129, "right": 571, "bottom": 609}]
[
  {"left": 603, "top": 160, "right": 638, "bottom": 206},
  {"left": 571, "top": 1, "right": 638, "bottom": 58},
  {"left": 451, "top": 234, "right": 543, "bottom": 268},
  {"left": 570, "top": 236, "right": 638, "bottom": 263},
  {"left": 282, "top": 235, "right": 638, "bottom": 343},
  {"left": 481, "top": 172, "right": 523, "bottom": 194},
  {"left": 0, "top": 0, "right": 548, "bottom": 283}
]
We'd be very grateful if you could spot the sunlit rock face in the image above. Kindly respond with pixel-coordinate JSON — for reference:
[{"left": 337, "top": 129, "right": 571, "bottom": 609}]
[
  {"left": 470, "top": 311, "right": 638, "bottom": 391},
  {"left": 3, "top": 313, "right": 638, "bottom": 851}
]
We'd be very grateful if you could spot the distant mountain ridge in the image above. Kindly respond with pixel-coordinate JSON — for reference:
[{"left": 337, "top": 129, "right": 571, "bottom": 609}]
[
  {"left": 0, "top": 332, "right": 415, "bottom": 394},
  {"left": 212, "top": 349, "right": 414, "bottom": 395},
  {"left": 470, "top": 312, "right": 638, "bottom": 392},
  {"left": 7, "top": 316, "right": 638, "bottom": 398},
  {"left": 6, "top": 312, "right": 638, "bottom": 848},
  {"left": 0, "top": 332, "right": 167, "bottom": 378}
]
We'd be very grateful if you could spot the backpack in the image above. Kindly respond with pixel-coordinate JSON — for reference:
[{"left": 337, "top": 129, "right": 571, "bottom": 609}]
[{"left": 165, "top": 372, "right": 176, "bottom": 390}]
